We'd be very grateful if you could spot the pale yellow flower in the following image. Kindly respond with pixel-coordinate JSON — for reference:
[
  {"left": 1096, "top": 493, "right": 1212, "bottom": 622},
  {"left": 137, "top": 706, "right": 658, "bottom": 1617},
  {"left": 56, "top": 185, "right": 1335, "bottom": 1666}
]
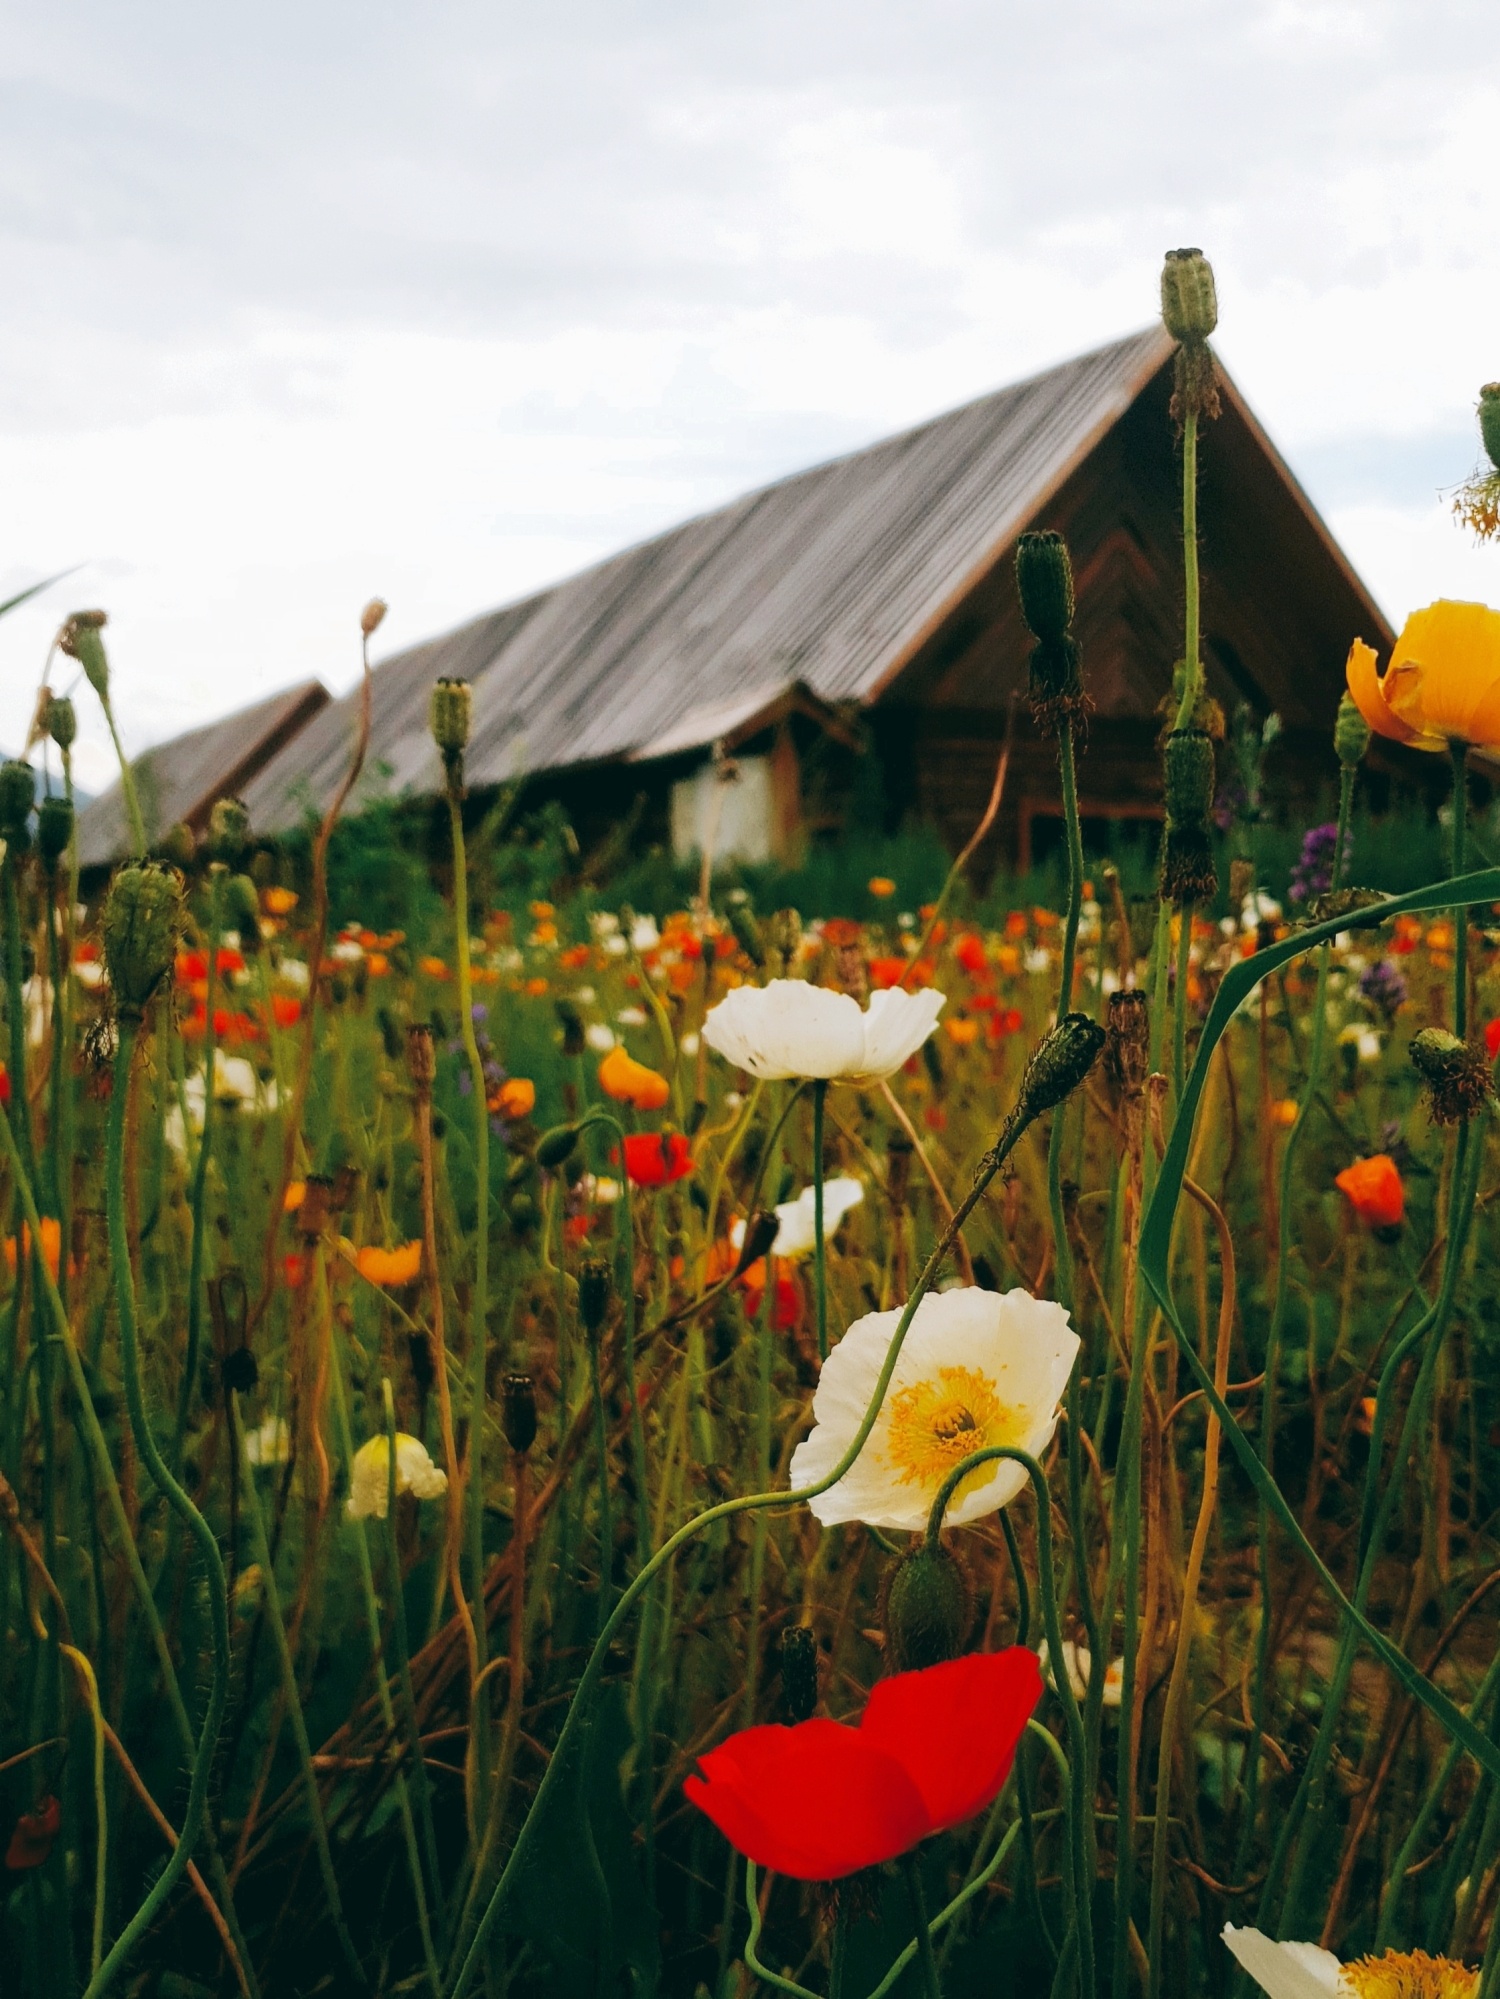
[{"left": 346, "top": 1434, "right": 447, "bottom": 1520}]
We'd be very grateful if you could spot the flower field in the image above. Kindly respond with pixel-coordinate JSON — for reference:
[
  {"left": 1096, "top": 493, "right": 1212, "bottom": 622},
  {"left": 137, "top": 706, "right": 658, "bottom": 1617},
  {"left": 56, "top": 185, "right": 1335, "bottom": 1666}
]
[{"left": 6, "top": 256, "right": 1500, "bottom": 1999}]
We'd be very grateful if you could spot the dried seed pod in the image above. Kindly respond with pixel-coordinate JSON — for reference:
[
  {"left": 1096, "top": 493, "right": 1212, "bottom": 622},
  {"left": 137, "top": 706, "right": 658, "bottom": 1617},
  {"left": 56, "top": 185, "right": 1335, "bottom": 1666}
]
[{"left": 502, "top": 1373, "right": 538, "bottom": 1456}]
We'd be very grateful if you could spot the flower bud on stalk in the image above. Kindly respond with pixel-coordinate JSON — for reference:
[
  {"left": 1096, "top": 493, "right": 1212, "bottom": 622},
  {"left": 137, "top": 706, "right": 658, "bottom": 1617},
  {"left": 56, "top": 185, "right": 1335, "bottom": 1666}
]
[
  {"left": 1015, "top": 530, "right": 1086, "bottom": 734},
  {"left": 161, "top": 822, "right": 196, "bottom": 870},
  {"left": 1453, "top": 385, "right": 1500, "bottom": 541},
  {"left": 58, "top": 610, "right": 110, "bottom": 701},
  {"left": 1160, "top": 247, "right": 1221, "bottom": 424},
  {"left": 502, "top": 1373, "right": 538, "bottom": 1456},
  {"left": 101, "top": 862, "right": 184, "bottom": 1020},
  {"left": 1481, "top": 384, "right": 1500, "bottom": 474},
  {"left": 578, "top": 1257, "right": 613, "bottom": 1338},
  {"left": 554, "top": 997, "right": 586, "bottom": 1057},
  {"left": 535, "top": 1121, "right": 581, "bottom": 1170},
  {"left": 726, "top": 896, "right": 765, "bottom": 967},
  {"left": 44, "top": 694, "right": 76, "bottom": 753},
  {"left": 0, "top": 761, "right": 34, "bottom": 849},
  {"left": 1409, "top": 1028, "right": 1493, "bottom": 1125},
  {"left": 430, "top": 676, "right": 472, "bottom": 796},
  {"left": 361, "top": 598, "right": 388, "bottom": 639},
  {"left": 406, "top": 1021, "right": 436, "bottom": 1089},
  {"left": 1014, "top": 1012, "right": 1108, "bottom": 1126},
  {"left": 1159, "top": 727, "right": 1218, "bottom": 906},
  {"left": 732, "top": 1208, "right": 781, "bottom": 1280},
  {"left": 883, "top": 1543, "right": 972, "bottom": 1671},
  {"left": 778, "top": 1625, "right": 820, "bottom": 1723},
  {"left": 1104, "top": 988, "right": 1150, "bottom": 1102},
  {"left": 208, "top": 795, "right": 251, "bottom": 864},
  {"left": 1334, "top": 691, "right": 1371, "bottom": 771},
  {"left": 37, "top": 795, "right": 73, "bottom": 869}
]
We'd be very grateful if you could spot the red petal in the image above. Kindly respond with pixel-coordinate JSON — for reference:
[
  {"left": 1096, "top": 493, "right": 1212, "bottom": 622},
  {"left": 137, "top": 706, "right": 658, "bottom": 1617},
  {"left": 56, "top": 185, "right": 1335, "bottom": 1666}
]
[
  {"left": 684, "top": 1720, "right": 929, "bottom": 1880},
  {"left": 859, "top": 1649, "right": 1042, "bottom": 1834}
]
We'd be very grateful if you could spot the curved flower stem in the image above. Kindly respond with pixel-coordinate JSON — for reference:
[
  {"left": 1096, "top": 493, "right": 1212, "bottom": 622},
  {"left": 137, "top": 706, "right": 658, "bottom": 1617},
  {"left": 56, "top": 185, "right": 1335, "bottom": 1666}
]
[
  {"left": 382, "top": 1377, "right": 446, "bottom": 1948},
  {"left": 812, "top": 1078, "right": 829, "bottom": 1362},
  {"left": 870, "top": 1819, "right": 1024, "bottom": 1999},
  {"left": 901, "top": 1855, "right": 943, "bottom": 1999},
  {"left": 91, "top": 1018, "right": 237, "bottom": 1999},
  {"left": 59, "top": 1642, "right": 107, "bottom": 1980},
  {"left": 450, "top": 1093, "right": 1046, "bottom": 1997},
  {"left": 176, "top": 866, "right": 224, "bottom": 1470},
  {"left": 1172, "top": 412, "right": 1201, "bottom": 734},
  {"left": 923, "top": 1445, "right": 1091, "bottom": 1999},
  {"left": 232, "top": 1386, "right": 366, "bottom": 1986},
  {"left": 742, "top": 1864, "right": 820, "bottom": 1999}
]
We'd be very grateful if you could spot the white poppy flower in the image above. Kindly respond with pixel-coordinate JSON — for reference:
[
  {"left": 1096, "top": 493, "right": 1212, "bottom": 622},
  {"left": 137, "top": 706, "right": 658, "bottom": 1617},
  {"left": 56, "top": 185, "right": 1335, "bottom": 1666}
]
[
  {"left": 630, "top": 916, "right": 661, "bottom": 951},
  {"left": 276, "top": 957, "right": 311, "bottom": 993},
  {"left": 73, "top": 958, "right": 105, "bottom": 990},
  {"left": 243, "top": 1415, "right": 291, "bottom": 1467},
  {"left": 731, "top": 1177, "right": 864, "bottom": 1260},
  {"left": 1222, "top": 1927, "right": 1477, "bottom": 1997},
  {"left": 1037, "top": 1637, "right": 1123, "bottom": 1707},
  {"left": 582, "top": 1174, "right": 622, "bottom": 1205},
  {"left": 615, "top": 1006, "right": 648, "bottom": 1027},
  {"left": 679, "top": 1031, "right": 700, "bottom": 1056},
  {"left": 590, "top": 911, "right": 620, "bottom": 938},
  {"left": 585, "top": 1023, "right": 617, "bottom": 1052},
  {"left": 602, "top": 934, "right": 628, "bottom": 957},
  {"left": 788, "top": 1287, "right": 1079, "bottom": 1533},
  {"left": 702, "top": 979, "right": 943, "bottom": 1083},
  {"left": 346, "top": 1433, "right": 448, "bottom": 1520},
  {"left": 573, "top": 985, "right": 596, "bottom": 1004},
  {"left": 331, "top": 937, "right": 364, "bottom": 963},
  {"left": 1024, "top": 947, "right": 1052, "bottom": 975}
]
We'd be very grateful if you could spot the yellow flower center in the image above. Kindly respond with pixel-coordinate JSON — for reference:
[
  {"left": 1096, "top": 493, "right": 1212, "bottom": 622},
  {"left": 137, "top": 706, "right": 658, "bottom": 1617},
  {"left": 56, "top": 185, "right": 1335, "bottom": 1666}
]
[
  {"left": 1341, "top": 1950, "right": 1478, "bottom": 1999},
  {"left": 884, "top": 1366, "right": 1019, "bottom": 1500}
]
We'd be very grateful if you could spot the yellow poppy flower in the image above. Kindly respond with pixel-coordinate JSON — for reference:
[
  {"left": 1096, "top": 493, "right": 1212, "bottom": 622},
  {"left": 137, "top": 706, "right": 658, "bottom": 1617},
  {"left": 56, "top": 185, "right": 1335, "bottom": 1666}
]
[
  {"left": 355, "top": 1240, "right": 423, "bottom": 1286},
  {"left": 598, "top": 1042, "right": 671, "bottom": 1110},
  {"left": 1345, "top": 600, "right": 1500, "bottom": 752},
  {"left": 346, "top": 1433, "right": 447, "bottom": 1520}
]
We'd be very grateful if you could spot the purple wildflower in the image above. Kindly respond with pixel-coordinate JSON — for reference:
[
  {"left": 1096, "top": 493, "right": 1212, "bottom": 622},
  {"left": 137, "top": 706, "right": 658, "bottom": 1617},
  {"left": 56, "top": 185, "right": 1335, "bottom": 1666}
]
[
  {"left": 1289, "top": 822, "right": 1346, "bottom": 904},
  {"left": 1358, "top": 958, "right": 1407, "bottom": 1016}
]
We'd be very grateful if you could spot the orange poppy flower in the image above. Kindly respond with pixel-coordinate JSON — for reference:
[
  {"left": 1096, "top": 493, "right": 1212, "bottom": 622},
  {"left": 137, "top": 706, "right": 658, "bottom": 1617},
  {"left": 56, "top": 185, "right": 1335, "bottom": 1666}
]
[
  {"left": 599, "top": 1044, "right": 671, "bottom": 1111},
  {"left": 1345, "top": 600, "right": 1500, "bottom": 752},
  {"left": 867, "top": 876, "right": 896, "bottom": 898},
  {"left": 823, "top": 918, "right": 863, "bottom": 948},
  {"left": 491, "top": 1077, "right": 536, "bottom": 1119},
  {"left": 418, "top": 956, "right": 450, "bottom": 980},
  {"left": 4, "top": 1217, "right": 63, "bottom": 1280},
  {"left": 356, "top": 1241, "right": 423, "bottom": 1286},
  {"left": 944, "top": 1018, "right": 980, "bottom": 1046},
  {"left": 1335, "top": 1154, "right": 1404, "bottom": 1230},
  {"left": 560, "top": 944, "right": 592, "bottom": 969},
  {"left": 263, "top": 886, "right": 298, "bottom": 917}
]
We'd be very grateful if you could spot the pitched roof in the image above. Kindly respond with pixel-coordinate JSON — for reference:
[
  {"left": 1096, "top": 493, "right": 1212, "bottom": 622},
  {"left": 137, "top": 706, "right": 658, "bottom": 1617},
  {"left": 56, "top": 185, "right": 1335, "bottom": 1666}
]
[
  {"left": 243, "top": 326, "right": 1183, "bottom": 829},
  {"left": 77, "top": 679, "right": 329, "bottom": 869}
]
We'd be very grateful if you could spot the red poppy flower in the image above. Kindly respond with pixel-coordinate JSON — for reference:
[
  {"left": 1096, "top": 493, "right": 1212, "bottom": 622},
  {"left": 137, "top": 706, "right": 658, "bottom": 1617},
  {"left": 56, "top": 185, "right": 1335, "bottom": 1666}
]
[
  {"left": 954, "top": 933, "right": 987, "bottom": 977},
  {"left": 868, "top": 956, "right": 909, "bottom": 990},
  {"left": 685, "top": 1650, "right": 1041, "bottom": 1881},
  {"left": 1485, "top": 1017, "right": 1500, "bottom": 1060},
  {"left": 271, "top": 994, "right": 302, "bottom": 1029},
  {"left": 6, "top": 1795, "right": 61, "bottom": 1870},
  {"left": 0, "top": 1064, "right": 9, "bottom": 1106},
  {"left": 1335, "top": 1153, "right": 1405, "bottom": 1230},
  {"left": 738, "top": 1259, "right": 802, "bottom": 1331},
  {"left": 621, "top": 1132, "right": 693, "bottom": 1187}
]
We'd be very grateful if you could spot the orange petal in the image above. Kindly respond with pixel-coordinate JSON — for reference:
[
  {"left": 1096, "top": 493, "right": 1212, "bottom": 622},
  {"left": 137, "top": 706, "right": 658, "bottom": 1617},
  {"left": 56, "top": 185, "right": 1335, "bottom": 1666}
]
[
  {"left": 1345, "top": 638, "right": 1420, "bottom": 746},
  {"left": 1385, "top": 600, "right": 1500, "bottom": 746}
]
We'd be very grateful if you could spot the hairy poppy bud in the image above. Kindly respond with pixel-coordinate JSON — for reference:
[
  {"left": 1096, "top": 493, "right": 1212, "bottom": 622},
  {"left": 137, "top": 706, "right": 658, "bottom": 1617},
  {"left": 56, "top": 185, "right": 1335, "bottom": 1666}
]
[
  {"left": 37, "top": 795, "right": 73, "bottom": 868},
  {"left": 1104, "top": 988, "right": 1150, "bottom": 1100},
  {"left": 361, "top": 598, "right": 388, "bottom": 638},
  {"left": 779, "top": 1625, "right": 819, "bottom": 1723},
  {"left": 430, "top": 677, "right": 471, "bottom": 790},
  {"left": 1333, "top": 692, "right": 1371, "bottom": 771},
  {"left": 1161, "top": 249, "right": 1220, "bottom": 424},
  {"left": 208, "top": 796, "right": 251, "bottom": 863},
  {"left": 222, "top": 1346, "right": 259, "bottom": 1396},
  {"left": 0, "top": 761, "right": 33, "bottom": 847},
  {"left": 406, "top": 1021, "right": 436, "bottom": 1088},
  {"left": 1015, "top": 530, "right": 1085, "bottom": 733},
  {"left": 502, "top": 1373, "right": 538, "bottom": 1455},
  {"left": 44, "top": 694, "right": 76, "bottom": 753},
  {"left": 535, "top": 1121, "right": 581, "bottom": 1170},
  {"left": 578, "top": 1256, "right": 612, "bottom": 1336},
  {"left": 1016, "top": 1013, "right": 1107, "bottom": 1124},
  {"left": 883, "top": 1543, "right": 972, "bottom": 1672},
  {"left": 224, "top": 873, "right": 261, "bottom": 944},
  {"left": 1160, "top": 247, "right": 1218, "bottom": 344},
  {"left": 1160, "top": 728, "right": 1218, "bottom": 906},
  {"left": 1481, "top": 384, "right": 1500, "bottom": 475},
  {"left": 554, "top": 997, "right": 586, "bottom": 1057},
  {"left": 59, "top": 610, "right": 111, "bottom": 700},
  {"left": 726, "top": 895, "right": 765, "bottom": 967},
  {"left": 102, "top": 863, "right": 184, "bottom": 1019},
  {"left": 1409, "top": 1027, "right": 1492, "bottom": 1125},
  {"left": 732, "top": 1208, "right": 780, "bottom": 1279}
]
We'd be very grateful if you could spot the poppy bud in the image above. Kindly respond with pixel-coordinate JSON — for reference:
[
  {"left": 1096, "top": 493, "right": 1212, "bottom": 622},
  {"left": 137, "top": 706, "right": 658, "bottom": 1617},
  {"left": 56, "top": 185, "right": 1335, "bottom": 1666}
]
[
  {"left": 726, "top": 896, "right": 765, "bottom": 967},
  {"left": 535, "top": 1122, "right": 581, "bottom": 1170},
  {"left": 1160, "top": 247, "right": 1218, "bottom": 344},
  {"left": 361, "top": 598, "right": 388, "bottom": 638},
  {"left": 1104, "top": 988, "right": 1150, "bottom": 1100},
  {"left": 58, "top": 610, "right": 110, "bottom": 700},
  {"left": 225, "top": 874, "right": 261, "bottom": 943},
  {"left": 160, "top": 822, "right": 196, "bottom": 870},
  {"left": 578, "top": 1256, "right": 612, "bottom": 1335},
  {"left": 1160, "top": 728, "right": 1218, "bottom": 906},
  {"left": 0, "top": 760, "right": 33, "bottom": 846},
  {"left": 554, "top": 997, "right": 586, "bottom": 1057},
  {"left": 430, "top": 677, "right": 472, "bottom": 785},
  {"left": 883, "top": 1543, "right": 972, "bottom": 1672},
  {"left": 1409, "top": 1027, "right": 1492, "bottom": 1125},
  {"left": 767, "top": 908, "right": 802, "bottom": 973},
  {"left": 45, "top": 693, "right": 76, "bottom": 752},
  {"left": 208, "top": 796, "right": 251, "bottom": 863},
  {"left": 1481, "top": 384, "right": 1500, "bottom": 475},
  {"left": 778, "top": 1625, "right": 819, "bottom": 1722},
  {"left": 406, "top": 1021, "right": 436, "bottom": 1088},
  {"left": 102, "top": 862, "right": 184, "bottom": 1019},
  {"left": 1334, "top": 692, "right": 1371, "bottom": 771},
  {"left": 222, "top": 1346, "right": 259, "bottom": 1395},
  {"left": 36, "top": 795, "right": 73, "bottom": 867},
  {"left": 502, "top": 1373, "right": 538, "bottom": 1455},
  {"left": 1015, "top": 1013, "right": 1108, "bottom": 1125},
  {"left": 1015, "top": 530, "right": 1074, "bottom": 643},
  {"left": 733, "top": 1208, "right": 780, "bottom": 1279}
]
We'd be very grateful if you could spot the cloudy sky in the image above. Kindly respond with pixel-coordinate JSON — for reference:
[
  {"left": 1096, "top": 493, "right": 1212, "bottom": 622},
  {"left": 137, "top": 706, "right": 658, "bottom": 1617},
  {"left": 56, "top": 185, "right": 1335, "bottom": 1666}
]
[{"left": 0, "top": 0, "right": 1495, "bottom": 792}]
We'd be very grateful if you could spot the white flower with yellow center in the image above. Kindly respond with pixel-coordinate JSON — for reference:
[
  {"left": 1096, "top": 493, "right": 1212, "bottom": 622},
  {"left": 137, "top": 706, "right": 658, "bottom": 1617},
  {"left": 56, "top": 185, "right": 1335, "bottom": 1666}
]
[
  {"left": 789, "top": 1287, "right": 1079, "bottom": 1533},
  {"left": 1223, "top": 1926, "right": 1477, "bottom": 1998},
  {"left": 702, "top": 978, "right": 944, "bottom": 1083},
  {"left": 346, "top": 1433, "right": 448, "bottom": 1521}
]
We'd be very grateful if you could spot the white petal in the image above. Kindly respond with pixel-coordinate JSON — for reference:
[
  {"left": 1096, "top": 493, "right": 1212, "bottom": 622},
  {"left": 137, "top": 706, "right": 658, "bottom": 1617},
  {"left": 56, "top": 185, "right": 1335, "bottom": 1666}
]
[
  {"left": 394, "top": 1434, "right": 448, "bottom": 1501},
  {"left": 772, "top": 1177, "right": 865, "bottom": 1259},
  {"left": 1221, "top": 1927, "right": 1341, "bottom": 1999},
  {"left": 702, "top": 981, "right": 867, "bottom": 1080},
  {"left": 854, "top": 987, "right": 946, "bottom": 1079}
]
